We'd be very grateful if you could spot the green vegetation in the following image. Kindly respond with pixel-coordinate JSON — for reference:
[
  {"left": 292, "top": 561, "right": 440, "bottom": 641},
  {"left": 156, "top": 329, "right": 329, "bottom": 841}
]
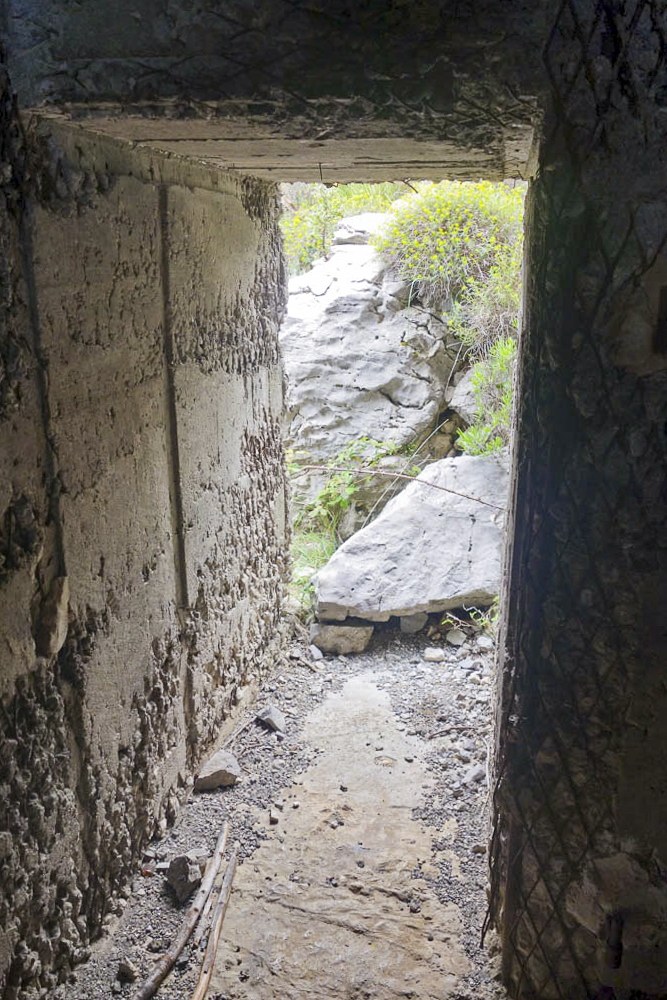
[
  {"left": 441, "top": 597, "right": 499, "bottom": 636},
  {"left": 373, "top": 180, "right": 523, "bottom": 315},
  {"left": 372, "top": 179, "right": 523, "bottom": 458},
  {"left": 288, "top": 528, "right": 337, "bottom": 619},
  {"left": 280, "top": 182, "right": 406, "bottom": 274},
  {"left": 288, "top": 436, "right": 419, "bottom": 618},
  {"left": 456, "top": 337, "right": 517, "bottom": 456}
]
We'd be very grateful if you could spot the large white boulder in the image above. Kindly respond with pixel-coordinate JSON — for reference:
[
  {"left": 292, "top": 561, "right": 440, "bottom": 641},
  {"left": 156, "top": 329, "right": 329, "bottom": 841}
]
[
  {"left": 281, "top": 214, "right": 459, "bottom": 474},
  {"left": 314, "top": 454, "right": 508, "bottom": 622}
]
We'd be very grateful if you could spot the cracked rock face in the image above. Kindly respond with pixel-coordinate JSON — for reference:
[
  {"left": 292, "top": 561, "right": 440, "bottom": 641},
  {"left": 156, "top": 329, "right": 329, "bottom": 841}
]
[
  {"left": 314, "top": 454, "right": 508, "bottom": 622},
  {"left": 280, "top": 214, "right": 460, "bottom": 489}
]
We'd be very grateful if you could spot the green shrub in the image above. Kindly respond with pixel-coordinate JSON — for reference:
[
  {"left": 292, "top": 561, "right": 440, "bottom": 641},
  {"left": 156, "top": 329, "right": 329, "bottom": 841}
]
[
  {"left": 448, "top": 239, "right": 523, "bottom": 359},
  {"left": 457, "top": 337, "right": 516, "bottom": 456},
  {"left": 280, "top": 182, "right": 406, "bottom": 274},
  {"left": 293, "top": 436, "right": 406, "bottom": 535},
  {"left": 374, "top": 179, "right": 523, "bottom": 315},
  {"left": 289, "top": 527, "right": 337, "bottom": 618}
]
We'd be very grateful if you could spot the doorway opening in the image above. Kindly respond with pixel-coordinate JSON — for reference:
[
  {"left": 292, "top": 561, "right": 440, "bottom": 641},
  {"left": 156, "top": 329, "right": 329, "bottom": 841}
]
[{"left": 276, "top": 177, "right": 527, "bottom": 998}]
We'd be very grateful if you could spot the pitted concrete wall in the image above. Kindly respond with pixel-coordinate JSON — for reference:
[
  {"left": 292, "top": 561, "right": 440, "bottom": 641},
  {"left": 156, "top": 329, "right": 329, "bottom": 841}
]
[
  {"left": 0, "top": 70, "right": 289, "bottom": 998},
  {"left": 489, "top": 4, "right": 667, "bottom": 997}
]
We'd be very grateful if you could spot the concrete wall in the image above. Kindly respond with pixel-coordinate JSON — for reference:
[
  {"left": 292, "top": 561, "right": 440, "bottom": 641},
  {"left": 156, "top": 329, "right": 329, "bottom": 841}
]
[
  {"left": 4, "top": 0, "right": 545, "bottom": 181},
  {"left": 0, "top": 71, "right": 289, "bottom": 997},
  {"left": 489, "top": 4, "right": 667, "bottom": 996}
]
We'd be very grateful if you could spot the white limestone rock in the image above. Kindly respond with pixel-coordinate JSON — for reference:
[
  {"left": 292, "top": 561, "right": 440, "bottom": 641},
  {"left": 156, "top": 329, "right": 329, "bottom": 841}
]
[
  {"left": 446, "top": 628, "right": 467, "bottom": 646},
  {"left": 310, "top": 623, "right": 374, "bottom": 655},
  {"left": 315, "top": 454, "right": 508, "bottom": 622},
  {"left": 281, "top": 214, "right": 460, "bottom": 504},
  {"left": 449, "top": 369, "right": 478, "bottom": 426},
  {"left": 194, "top": 749, "right": 242, "bottom": 792},
  {"left": 256, "top": 704, "right": 287, "bottom": 733},
  {"left": 400, "top": 612, "right": 429, "bottom": 634}
]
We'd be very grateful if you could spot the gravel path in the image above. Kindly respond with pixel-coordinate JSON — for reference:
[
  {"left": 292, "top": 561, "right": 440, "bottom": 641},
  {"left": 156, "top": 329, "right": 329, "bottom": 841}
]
[{"left": 58, "top": 621, "right": 506, "bottom": 1000}]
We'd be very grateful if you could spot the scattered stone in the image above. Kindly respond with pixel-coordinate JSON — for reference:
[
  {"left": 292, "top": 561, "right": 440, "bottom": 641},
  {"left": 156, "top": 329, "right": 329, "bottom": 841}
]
[
  {"left": 273, "top": 799, "right": 284, "bottom": 811},
  {"left": 256, "top": 704, "right": 287, "bottom": 733},
  {"left": 292, "top": 801, "right": 300, "bottom": 809},
  {"left": 399, "top": 612, "right": 428, "bottom": 635},
  {"left": 446, "top": 628, "right": 467, "bottom": 646},
  {"left": 167, "top": 850, "right": 207, "bottom": 903},
  {"left": 269, "top": 809, "right": 280, "bottom": 825},
  {"left": 310, "top": 623, "right": 374, "bottom": 655},
  {"left": 309, "top": 644, "right": 324, "bottom": 661},
  {"left": 476, "top": 635, "right": 494, "bottom": 650},
  {"left": 194, "top": 749, "right": 242, "bottom": 792},
  {"left": 472, "top": 843, "right": 488, "bottom": 854},
  {"left": 404, "top": 755, "right": 414, "bottom": 763},
  {"left": 423, "top": 647, "right": 445, "bottom": 663},
  {"left": 462, "top": 764, "right": 486, "bottom": 785},
  {"left": 117, "top": 959, "right": 138, "bottom": 984}
]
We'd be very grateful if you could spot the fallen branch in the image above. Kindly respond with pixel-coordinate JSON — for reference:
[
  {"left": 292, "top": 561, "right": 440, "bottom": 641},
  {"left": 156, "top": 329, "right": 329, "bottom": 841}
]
[
  {"left": 293, "top": 654, "right": 324, "bottom": 675},
  {"left": 191, "top": 843, "right": 239, "bottom": 1000},
  {"left": 222, "top": 715, "right": 256, "bottom": 749},
  {"left": 192, "top": 889, "right": 215, "bottom": 951},
  {"left": 428, "top": 725, "right": 472, "bottom": 739},
  {"left": 134, "top": 822, "right": 229, "bottom": 1000},
  {"left": 297, "top": 465, "right": 505, "bottom": 511}
]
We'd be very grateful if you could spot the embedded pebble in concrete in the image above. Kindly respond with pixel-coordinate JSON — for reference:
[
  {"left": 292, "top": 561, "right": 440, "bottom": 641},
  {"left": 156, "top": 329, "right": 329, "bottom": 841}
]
[{"left": 63, "top": 627, "right": 505, "bottom": 1000}]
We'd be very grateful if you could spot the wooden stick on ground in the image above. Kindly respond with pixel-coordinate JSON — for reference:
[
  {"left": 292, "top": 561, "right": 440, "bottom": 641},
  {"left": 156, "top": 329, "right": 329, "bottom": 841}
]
[
  {"left": 222, "top": 715, "right": 255, "bottom": 749},
  {"left": 134, "top": 822, "right": 229, "bottom": 1000},
  {"left": 191, "top": 842, "right": 239, "bottom": 1000},
  {"left": 192, "top": 888, "right": 215, "bottom": 951}
]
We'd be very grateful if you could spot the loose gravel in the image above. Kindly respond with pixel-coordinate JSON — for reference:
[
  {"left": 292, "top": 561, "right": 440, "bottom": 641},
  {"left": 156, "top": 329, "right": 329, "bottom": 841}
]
[{"left": 57, "top": 620, "right": 506, "bottom": 1000}]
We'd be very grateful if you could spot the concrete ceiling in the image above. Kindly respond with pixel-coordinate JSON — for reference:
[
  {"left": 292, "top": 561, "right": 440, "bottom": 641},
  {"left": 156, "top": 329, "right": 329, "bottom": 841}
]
[{"left": 30, "top": 111, "right": 535, "bottom": 183}]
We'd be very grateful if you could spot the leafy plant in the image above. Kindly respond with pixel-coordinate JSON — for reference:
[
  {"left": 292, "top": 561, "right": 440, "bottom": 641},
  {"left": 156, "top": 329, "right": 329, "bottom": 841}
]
[
  {"left": 441, "top": 598, "right": 499, "bottom": 636},
  {"left": 280, "top": 182, "right": 406, "bottom": 274},
  {"left": 374, "top": 180, "right": 524, "bottom": 313},
  {"left": 294, "top": 436, "right": 407, "bottom": 535},
  {"left": 457, "top": 337, "right": 516, "bottom": 456},
  {"left": 288, "top": 527, "right": 337, "bottom": 619},
  {"left": 448, "top": 240, "right": 523, "bottom": 359}
]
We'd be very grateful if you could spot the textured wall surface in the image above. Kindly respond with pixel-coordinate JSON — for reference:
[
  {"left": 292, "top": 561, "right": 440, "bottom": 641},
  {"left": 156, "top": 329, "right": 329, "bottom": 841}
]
[
  {"left": 489, "top": 4, "right": 667, "bottom": 997},
  {"left": 3, "top": 3, "right": 667, "bottom": 1000},
  {"left": 0, "top": 66, "right": 289, "bottom": 997},
  {"left": 5, "top": 0, "right": 548, "bottom": 181}
]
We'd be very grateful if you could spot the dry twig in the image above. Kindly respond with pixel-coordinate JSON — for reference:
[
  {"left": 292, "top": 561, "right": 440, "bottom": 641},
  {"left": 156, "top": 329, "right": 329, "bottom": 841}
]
[
  {"left": 298, "top": 465, "right": 505, "bottom": 511},
  {"left": 134, "top": 823, "right": 229, "bottom": 1000},
  {"left": 191, "top": 843, "right": 239, "bottom": 1000}
]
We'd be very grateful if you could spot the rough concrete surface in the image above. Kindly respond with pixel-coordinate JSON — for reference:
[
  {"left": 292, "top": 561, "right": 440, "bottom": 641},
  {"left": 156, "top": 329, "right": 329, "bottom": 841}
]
[
  {"left": 212, "top": 675, "right": 470, "bottom": 1000},
  {"left": 61, "top": 628, "right": 503, "bottom": 1000},
  {"left": 0, "top": 90, "right": 289, "bottom": 998}
]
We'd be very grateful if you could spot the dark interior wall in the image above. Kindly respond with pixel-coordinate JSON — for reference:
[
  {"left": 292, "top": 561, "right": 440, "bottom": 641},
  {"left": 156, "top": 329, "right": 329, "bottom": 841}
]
[
  {"left": 490, "top": 4, "right": 667, "bottom": 996},
  {"left": 6, "top": 0, "right": 545, "bottom": 127},
  {"left": 4, "top": 0, "right": 547, "bottom": 181},
  {"left": 0, "top": 66, "right": 289, "bottom": 997},
  {"left": 3, "top": 2, "right": 667, "bottom": 1000}
]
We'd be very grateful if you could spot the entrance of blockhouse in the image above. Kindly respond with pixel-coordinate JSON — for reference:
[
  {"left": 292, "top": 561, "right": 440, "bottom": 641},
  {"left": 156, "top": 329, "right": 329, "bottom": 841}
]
[{"left": 3, "top": 4, "right": 667, "bottom": 998}]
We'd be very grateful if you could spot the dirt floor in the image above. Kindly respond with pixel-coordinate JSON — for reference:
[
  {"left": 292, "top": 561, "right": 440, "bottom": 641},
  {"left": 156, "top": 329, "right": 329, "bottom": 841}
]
[{"left": 61, "top": 623, "right": 506, "bottom": 1000}]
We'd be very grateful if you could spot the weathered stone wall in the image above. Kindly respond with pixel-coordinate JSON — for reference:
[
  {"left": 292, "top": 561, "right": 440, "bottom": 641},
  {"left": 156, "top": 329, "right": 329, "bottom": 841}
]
[
  {"left": 489, "top": 4, "right": 667, "bottom": 997},
  {"left": 0, "top": 66, "right": 288, "bottom": 997}
]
